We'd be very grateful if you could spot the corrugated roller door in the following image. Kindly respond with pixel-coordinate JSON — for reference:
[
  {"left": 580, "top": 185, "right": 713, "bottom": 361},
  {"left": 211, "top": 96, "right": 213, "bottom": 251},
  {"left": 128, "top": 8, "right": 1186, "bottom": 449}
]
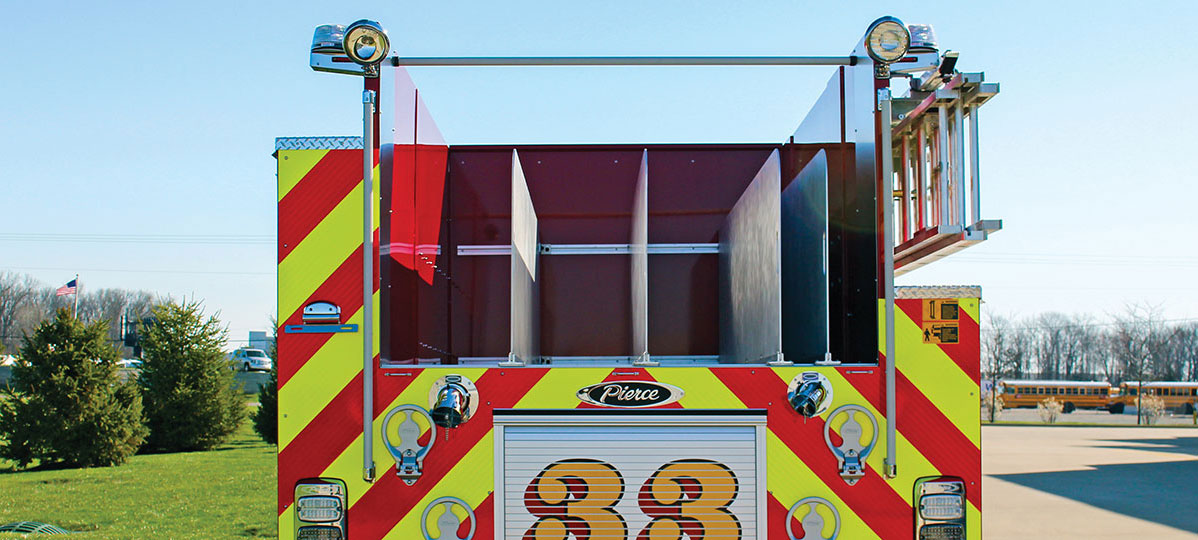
[{"left": 496, "top": 413, "right": 765, "bottom": 540}]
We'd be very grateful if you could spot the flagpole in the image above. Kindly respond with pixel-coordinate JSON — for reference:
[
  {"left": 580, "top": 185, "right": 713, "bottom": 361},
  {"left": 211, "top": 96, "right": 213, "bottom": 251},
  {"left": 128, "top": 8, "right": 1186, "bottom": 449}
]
[{"left": 73, "top": 274, "right": 79, "bottom": 319}]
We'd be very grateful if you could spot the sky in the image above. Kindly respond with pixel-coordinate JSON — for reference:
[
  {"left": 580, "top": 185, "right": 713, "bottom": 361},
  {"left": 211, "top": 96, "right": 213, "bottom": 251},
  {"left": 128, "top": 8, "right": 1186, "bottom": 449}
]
[{"left": 2, "top": 0, "right": 1198, "bottom": 344}]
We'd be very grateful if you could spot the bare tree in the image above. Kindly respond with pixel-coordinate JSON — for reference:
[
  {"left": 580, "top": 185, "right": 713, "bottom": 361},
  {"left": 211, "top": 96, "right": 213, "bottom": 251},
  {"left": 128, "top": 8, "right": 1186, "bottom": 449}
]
[
  {"left": 982, "top": 314, "right": 1019, "bottom": 422},
  {"left": 1109, "top": 303, "right": 1168, "bottom": 425},
  {"left": 0, "top": 272, "right": 39, "bottom": 353}
]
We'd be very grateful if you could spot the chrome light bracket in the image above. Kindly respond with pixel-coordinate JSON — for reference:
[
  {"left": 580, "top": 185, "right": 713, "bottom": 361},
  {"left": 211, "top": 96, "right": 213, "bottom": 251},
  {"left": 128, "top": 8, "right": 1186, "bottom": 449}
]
[
  {"left": 786, "top": 496, "right": 841, "bottom": 540},
  {"left": 421, "top": 496, "right": 477, "bottom": 540},
  {"left": 823, "top": 404, "right": 879, "bottom": 485},
  {"left": 429, "top": 374, "right": 480, "bottom": 428},
  {"left": 381, "top": 404, "right": 436, "bottom": 485}
]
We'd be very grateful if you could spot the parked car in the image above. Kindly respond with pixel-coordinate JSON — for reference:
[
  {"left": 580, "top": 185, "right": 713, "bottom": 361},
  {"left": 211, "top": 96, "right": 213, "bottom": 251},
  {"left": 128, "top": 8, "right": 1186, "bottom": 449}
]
[
  {"left": 232, "top": 348, "right": 273, "bottom": 372},
  {"left": 117, "top": 358, "right": 143, "bottom": 369}
]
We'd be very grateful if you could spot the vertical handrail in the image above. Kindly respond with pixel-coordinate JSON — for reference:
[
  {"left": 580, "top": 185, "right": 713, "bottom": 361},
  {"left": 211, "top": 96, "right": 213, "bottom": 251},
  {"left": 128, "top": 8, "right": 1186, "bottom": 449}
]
[
  {"left": 953, "top": 103, "right": 967, "bottom": 229},
  {"left": 900, "top": 136, "right": 910, "bottom": 242},
  {"left": 916, "top": 123, "right": 926, "bottom": 231},
  {"left": 879, "top": 89, "right": 898, "bottom": 478},
  {"left": 937, "top": 106, "right": 950, "bottom": 228},
  {"left": 361, "top": 89, "right": 377, "bottom": 483},
  {"left": 969, "top": 106, "right": 981, "bottom": 228}
]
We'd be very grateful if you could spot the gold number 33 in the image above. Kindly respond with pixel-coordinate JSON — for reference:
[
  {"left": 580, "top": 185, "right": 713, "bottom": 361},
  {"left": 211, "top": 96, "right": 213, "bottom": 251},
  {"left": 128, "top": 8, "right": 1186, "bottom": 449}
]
[{"left": 522, "top": 458, "right": 741, "bottom": 540}]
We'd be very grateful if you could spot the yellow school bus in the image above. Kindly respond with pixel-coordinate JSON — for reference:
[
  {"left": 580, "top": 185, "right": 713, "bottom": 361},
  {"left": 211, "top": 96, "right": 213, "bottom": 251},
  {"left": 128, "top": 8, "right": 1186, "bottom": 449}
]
[
  {"left": 998, "top": 380, "right": 1111, "bottom": 413},
  {"left": 1110, "top": 382, "right": 1198, "bottom": 414}
]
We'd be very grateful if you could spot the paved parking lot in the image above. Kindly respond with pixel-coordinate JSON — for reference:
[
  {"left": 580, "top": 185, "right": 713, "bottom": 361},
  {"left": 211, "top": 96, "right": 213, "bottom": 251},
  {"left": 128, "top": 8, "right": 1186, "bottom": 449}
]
[
  {"left": 999, "top": 407, "right": 1198, "bottom": 426},
  {"left": 984, "top": 425, "right": 1198, "bottom": 539}
]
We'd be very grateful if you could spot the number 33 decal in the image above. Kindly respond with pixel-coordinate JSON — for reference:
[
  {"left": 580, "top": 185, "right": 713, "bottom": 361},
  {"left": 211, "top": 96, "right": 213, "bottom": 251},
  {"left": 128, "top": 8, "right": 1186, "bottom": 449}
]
[{"left": 522, "top": 458, "right": 742, "bottom": 540}]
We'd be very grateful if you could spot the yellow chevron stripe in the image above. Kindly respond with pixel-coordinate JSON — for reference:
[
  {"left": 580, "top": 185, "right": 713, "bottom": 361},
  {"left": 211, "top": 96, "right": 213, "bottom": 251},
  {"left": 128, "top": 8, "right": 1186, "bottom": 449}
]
[
  {"left": 277, "top": 149, "right": 329, "bottom": 201},
  {"left": 277, "top": 293, "right": 376, "bottom": 449},
  {"left": 967, "top": 503, "right": 981, "bottom": 540},
  {"left": 328, "top": 368, "right": 490, "bottom": 510},
  {"left": 381, "top": 432, "right": 494, "bottom": 540},
  {"left": 514, "top": 368, "right": 609, "bottom": 408},
  {"left": 320, "top": 369, "right": 443, "bottom": 511},
  {"left": 767, "top": 367, "right": 949, "bottom": 509},
  {"left": 279, "top": 506, "right": 294, "bottom": 540},
  {"left": 807, "top": 368, "right": 941, "bottom": 505},
  {"left": 649, "top": 367, "right": 744, "bottom": 408},
  {"left": 884, "top": 300, "right": 981, "bottom": 448},
  {"left": 766, "top": 432, "right": 881, "bottom": 540},
  {"left": 960, "top": 297, "right": 980, "bottom": 324},
  {"left": 279, "top": 187, "right": 361, "bottom": 320},
  {"left": 278, "top": 164, "right": 379, "bottom": 322}
]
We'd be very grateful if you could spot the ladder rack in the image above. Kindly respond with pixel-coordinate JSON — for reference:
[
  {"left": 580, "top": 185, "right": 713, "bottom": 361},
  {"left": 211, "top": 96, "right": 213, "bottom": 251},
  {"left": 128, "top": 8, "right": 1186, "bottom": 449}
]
[{"left": 889, "top": 72, "right": 1002, "bottom": 275}]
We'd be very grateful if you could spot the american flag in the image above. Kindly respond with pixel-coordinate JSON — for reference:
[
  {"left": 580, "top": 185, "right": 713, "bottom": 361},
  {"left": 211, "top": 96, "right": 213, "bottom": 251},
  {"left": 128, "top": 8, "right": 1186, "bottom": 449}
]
[{"left": 55, "top": 278, "right": 77, "bottom": 296}]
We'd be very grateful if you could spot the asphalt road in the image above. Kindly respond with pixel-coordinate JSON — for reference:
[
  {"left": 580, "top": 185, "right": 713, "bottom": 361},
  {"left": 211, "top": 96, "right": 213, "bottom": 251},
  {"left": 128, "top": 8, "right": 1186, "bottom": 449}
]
[
  {"left": 1000, "top": 407, "right": 1198, "bottom": 426},
  {"left": 984, "top": 424, "right": 1198, "bottom": 539},
  {"left": 1, "top": 366, "right": 271, "bottom": 394}
]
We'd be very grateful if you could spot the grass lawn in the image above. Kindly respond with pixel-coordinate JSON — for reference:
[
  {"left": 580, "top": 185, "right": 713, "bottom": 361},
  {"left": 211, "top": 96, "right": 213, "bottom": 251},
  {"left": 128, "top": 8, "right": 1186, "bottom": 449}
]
[{"left": 0, "top": 421, "right": 275, "bottom": 539}]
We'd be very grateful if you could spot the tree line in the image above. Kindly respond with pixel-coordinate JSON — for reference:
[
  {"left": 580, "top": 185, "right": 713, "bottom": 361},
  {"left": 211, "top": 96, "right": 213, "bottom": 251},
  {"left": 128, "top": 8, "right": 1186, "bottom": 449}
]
[
  {"left": 1, "top": 299, "right": 278, "bottom": 469},
  {"left": 0, "top": 271, "right": 156, "bottom": 355},
  {"left": 983, "top": 304, "right": 1198, "bottom": 384}
]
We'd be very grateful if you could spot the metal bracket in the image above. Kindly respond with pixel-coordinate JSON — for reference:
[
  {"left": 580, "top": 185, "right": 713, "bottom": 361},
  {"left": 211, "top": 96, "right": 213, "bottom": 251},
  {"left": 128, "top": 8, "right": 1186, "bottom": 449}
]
[
  {"left": 381, "top": 405, "right": 436, "bottom": 485},
  {"left": 823, "top": 404, "right": 879, "bottom": 486},
  {"left": 421, "top": 496, "right": 476, "bottom": 540},
  {"left": 786, "top": 496, "right": 841, "bottom": 540}
]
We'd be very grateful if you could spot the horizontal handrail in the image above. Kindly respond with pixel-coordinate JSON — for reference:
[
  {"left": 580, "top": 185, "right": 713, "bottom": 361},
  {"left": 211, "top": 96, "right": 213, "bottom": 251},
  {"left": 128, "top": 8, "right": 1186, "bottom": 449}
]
[{"left": 391, "top": 56, "right": 858, "bottom": 67}]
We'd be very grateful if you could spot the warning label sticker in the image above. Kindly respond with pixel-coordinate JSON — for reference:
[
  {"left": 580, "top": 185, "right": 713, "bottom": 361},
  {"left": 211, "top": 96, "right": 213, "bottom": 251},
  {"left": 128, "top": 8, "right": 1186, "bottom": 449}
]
[
  {"left": 923, "top": 299, "right": 960, "bottom": 322},
  {"left": 922, "top": 322, "right": 960, "bottom": 344}
]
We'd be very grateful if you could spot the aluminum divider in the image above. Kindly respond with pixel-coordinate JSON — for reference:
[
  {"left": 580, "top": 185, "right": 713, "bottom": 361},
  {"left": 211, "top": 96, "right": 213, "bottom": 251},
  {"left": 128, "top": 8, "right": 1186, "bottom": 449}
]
[
  {"left": 507, "top": 150, "right": 540, "bottom": 366},
  {"left": 631, "top": 150, "right": 652, "bottom": 366},
  {"left": 780, "top": 150, "right": 832, "bottom": 364},
  {"left": 719, "top": 149, "right": 784, "bottom": 364}
]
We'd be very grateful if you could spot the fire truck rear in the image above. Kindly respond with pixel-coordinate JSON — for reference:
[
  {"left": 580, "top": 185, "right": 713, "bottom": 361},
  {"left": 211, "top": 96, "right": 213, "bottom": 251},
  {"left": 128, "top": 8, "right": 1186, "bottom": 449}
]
[{"left": 276, "top": 16, "right": 1000, "bottom": 540}]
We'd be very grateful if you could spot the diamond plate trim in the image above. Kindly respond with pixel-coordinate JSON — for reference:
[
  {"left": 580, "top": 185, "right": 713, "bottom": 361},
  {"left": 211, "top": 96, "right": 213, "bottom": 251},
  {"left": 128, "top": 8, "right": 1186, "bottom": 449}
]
[
  {"left": 895, "top": 285, "right": 981, "bottom": 299},
  {"left": 275, "top": 137, "right": 363, "bottom": 151}
]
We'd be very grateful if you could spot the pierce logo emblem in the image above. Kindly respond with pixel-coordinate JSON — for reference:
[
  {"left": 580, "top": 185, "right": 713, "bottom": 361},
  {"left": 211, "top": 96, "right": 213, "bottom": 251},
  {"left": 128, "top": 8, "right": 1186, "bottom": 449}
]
[{"left": 576, "top": 381, "right": 684, "bottom": 408}]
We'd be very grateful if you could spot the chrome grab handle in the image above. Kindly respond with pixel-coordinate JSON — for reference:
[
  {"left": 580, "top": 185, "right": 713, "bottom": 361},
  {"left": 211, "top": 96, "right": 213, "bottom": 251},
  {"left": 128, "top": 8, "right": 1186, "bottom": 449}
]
[
  {"left": 381, "top": 404, "right": 436, "bottom": 485},
  {"left": 786, "top": 496, "right": 841, "bottom": 540},
  {"left": 421, "top": 496, "right": 476, "bottom": 540},
  {"left": 823, "top": 404, "right": 879, "bottom": 485}
]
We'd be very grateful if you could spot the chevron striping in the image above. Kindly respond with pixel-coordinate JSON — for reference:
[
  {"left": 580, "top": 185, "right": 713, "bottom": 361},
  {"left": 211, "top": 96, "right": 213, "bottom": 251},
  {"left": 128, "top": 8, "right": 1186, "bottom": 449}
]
[
  {"left": 897, "top": 299, "right": 981, "bottom": 384},
  {"left": 815, "top": 368, "right": 944, "bottom": 505},
  {"left": 713, "top": 367, "right": 909, "bottom": 539},
  {"left": 895, "top": 370, "right": 981, "bottom": 509},
  {"left": 294, "top": 369, "right": 447, "bottom": 514},
  {"left": 348, "top": 368, "right": 547, "bottom": 539},
  {"left": 649, "top": 366, "right": 744, "bottom": 409},
  {"left": 765, "top": 433, "right": 882, "bottom": 540},
  {"left": 278, "top": 151, "right": 374, "bottom": 262},
  {"left": 380, "top": 432, "right": 495, "bottom": 539},
  {"left": 277, "top": 304, "right": 375, "bottom": 448},
  {"left": 887, "top": 303, "right": 981, "bottom": 447},
  {"left": 277, "top": 149, "right": 329, "bottom": 201},
  {"left": 513, "top": 367, "right": 610, "bottom": 408},
  {"left": 279, "top": 194, "right": 362, "bottom": 319},
  {"left": 277, "top": 247, "right": 360, "bottom": 387},
  {"left": 277, "top": 367, "right": 423, "bottom": 513}
]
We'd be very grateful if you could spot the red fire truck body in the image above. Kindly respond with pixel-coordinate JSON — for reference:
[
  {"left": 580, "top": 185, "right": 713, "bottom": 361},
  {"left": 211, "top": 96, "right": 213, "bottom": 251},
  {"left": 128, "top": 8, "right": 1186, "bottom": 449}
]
[{"left": 277, "top": 16, "right": 999, "bottom": 540}]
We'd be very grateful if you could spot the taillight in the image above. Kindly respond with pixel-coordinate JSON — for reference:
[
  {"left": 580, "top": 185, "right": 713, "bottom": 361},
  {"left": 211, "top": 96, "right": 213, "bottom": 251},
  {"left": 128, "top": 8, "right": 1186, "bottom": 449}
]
[
  {"left": 914, "top": 477, "right": 966, "bottom": 540},
  {"left": 295, "top": 478, "right": 347, "bottom": 540}
]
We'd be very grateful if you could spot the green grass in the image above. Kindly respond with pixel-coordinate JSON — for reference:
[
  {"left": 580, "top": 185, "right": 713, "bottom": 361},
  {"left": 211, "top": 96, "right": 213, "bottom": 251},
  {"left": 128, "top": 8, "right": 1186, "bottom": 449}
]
[{"left": 0, "top": 421, "right": 276, "bottom": 539}]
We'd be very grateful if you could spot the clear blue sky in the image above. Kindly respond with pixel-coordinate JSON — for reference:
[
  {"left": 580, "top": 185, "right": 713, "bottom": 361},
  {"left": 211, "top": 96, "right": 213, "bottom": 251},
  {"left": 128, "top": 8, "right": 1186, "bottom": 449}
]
[{"left": 3, "top": 0, "right": 1196, "bottom": 343}]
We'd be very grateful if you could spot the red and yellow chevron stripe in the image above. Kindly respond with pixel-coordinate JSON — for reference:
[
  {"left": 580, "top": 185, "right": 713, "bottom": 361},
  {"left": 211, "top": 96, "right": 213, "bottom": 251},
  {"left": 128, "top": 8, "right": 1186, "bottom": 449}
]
[{"left": 277, "top": 144, "right": 981, "bottom": 540}]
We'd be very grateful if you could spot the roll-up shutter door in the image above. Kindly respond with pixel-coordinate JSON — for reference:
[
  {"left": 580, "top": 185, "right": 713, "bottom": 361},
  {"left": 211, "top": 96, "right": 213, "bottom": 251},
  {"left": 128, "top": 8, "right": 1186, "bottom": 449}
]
[{"left": 495, "top": 411, "right": 766, "bottom": 540}]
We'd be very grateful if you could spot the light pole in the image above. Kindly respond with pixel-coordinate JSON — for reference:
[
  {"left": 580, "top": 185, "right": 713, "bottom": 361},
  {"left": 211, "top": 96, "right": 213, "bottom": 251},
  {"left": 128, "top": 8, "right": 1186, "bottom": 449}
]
[{"left": 309, "top": 19, "right": 390, "bottom": 483}]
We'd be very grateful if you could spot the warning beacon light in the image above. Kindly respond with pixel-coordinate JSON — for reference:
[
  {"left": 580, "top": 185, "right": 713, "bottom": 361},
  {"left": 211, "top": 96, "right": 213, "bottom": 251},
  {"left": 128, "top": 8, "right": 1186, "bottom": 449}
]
[
  {"left": 865, "top": 16, "right": 911, "bottom": 63},
  {"left": 309, "top": 20, "right": 389, "bottom": 77},
  {"left": 342, "top": 20, "right": 389, "bottom": 66}
]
